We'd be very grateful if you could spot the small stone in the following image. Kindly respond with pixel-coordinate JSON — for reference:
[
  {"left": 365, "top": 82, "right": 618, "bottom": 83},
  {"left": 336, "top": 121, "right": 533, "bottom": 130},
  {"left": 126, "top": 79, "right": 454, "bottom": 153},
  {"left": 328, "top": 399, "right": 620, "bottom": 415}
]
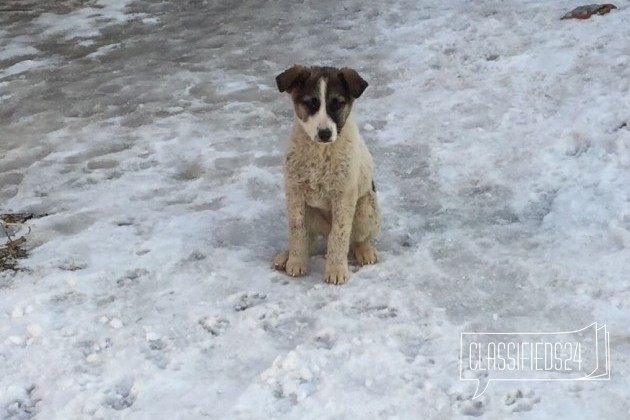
[
  {"left": 99, "top": 316, "right": 109, "bottom": 324},
  {"left": 11, "top": 308, "right": 24, "bottom": 319},
  {"left": 27, "top": 324, "right": 43, "bottom": 337},
  {"left": 146, "top": 332, "right": 160, "bottom": 341},
  {"left": 109, "top": 318, "right": 123, "bottom": 329},
  {"left": 86, "top": 353, "right": 99, "bottom": 363},
  {"left": 300, "top": 368, "right": 312, "bottom": 381}
]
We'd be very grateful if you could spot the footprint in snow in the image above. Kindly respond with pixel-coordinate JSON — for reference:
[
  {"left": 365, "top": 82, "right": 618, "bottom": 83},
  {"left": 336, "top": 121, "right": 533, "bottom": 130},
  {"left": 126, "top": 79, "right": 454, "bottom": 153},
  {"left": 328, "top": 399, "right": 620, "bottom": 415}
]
[
  {"left": 229, "top": 291, "right": 266, "bottom": 312},
  {"left": 102, "top": 378, "right": 137, "bottom": 411},
  {"left": 459, "top": 398, "right": 486, "bottom": 417},
  {"left": 505, "top": 389, "right": 540, "bottom": 413},
  {"left": 199, "top": 316, "right": 230, "bottom": 336},
  {"left": 3, "top": 384, "right": 38, "bottom": 418}
]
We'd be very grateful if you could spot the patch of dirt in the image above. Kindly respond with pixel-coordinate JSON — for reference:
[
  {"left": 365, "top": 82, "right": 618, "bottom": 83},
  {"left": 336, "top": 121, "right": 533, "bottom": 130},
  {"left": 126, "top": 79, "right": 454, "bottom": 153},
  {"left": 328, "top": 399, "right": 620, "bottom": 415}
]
[
  {"left": 561, "top": 4, "right": 617, "bottom": 20},
  {"left": 0, "top": 213, "right": 33, "bottom": 272}
]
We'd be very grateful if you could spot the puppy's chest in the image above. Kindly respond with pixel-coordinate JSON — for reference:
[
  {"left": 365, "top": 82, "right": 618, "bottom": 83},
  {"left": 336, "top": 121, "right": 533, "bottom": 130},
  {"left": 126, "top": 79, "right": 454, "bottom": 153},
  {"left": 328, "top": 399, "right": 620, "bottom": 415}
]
[{"left": 285, "top": 149, "right": 350, "bottom": 208}]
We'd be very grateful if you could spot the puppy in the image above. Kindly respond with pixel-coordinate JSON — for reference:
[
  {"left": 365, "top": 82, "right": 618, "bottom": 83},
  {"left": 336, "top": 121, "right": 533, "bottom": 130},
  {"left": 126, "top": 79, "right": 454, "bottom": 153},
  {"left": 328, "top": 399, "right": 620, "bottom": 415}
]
[{"left": 272, "top": 65, "right": 381, "bottom": 284}]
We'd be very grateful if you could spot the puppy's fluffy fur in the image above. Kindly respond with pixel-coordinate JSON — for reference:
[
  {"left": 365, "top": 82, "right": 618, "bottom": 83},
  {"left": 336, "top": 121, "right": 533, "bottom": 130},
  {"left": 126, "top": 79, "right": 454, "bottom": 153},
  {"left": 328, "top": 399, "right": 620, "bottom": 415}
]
[{"left": 273, "top": 65, "right": 380, "bottom": 284}]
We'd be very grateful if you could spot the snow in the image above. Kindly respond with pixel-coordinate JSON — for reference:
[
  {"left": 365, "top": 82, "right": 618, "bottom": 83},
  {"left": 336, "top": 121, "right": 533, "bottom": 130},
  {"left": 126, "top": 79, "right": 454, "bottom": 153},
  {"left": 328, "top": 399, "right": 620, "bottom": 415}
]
[
  {"left": 1, "top": 0, "right": 629, "bottom": 418},
  {"left": 34, "top": 0, "right": 145, "bottom": 40},
  {"left": 0, "top": 32, "right": 39, "bottom": 62}
]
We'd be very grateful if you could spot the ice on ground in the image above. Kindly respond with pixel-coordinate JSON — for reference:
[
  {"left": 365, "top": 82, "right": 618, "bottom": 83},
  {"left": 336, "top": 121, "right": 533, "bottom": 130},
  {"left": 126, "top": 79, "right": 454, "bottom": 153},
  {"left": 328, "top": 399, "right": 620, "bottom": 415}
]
[{"left": 1, "top": 0, "right": 629, "bottom": 419}]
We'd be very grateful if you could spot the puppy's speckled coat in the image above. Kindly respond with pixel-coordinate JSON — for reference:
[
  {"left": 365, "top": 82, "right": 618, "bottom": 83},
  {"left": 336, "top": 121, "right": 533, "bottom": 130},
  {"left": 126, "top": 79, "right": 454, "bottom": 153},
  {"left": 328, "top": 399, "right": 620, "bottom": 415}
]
[{"left": 273, "top": 65, "right": 380, "bottom": 284}]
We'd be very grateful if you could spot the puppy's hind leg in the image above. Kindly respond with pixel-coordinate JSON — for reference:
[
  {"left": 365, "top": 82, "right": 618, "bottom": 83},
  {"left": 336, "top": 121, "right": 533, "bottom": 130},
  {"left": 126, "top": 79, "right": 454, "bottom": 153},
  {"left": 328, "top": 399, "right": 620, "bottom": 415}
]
[
  {"left": 273, "top": 250, "right": 290, "bottom": 271},
  {"left": 350, "top": 241, "right": 378, "bottom": 266},
  {"left": 350, "top": 191, "right": 381, "bottom": 266}
]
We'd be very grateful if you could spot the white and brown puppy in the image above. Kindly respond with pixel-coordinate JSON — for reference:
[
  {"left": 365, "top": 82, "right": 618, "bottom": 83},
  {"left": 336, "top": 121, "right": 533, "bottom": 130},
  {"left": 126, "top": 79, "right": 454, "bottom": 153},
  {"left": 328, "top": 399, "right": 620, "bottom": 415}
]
[{"left": 273, "top": 65, "right": 381, "bottom": 285}]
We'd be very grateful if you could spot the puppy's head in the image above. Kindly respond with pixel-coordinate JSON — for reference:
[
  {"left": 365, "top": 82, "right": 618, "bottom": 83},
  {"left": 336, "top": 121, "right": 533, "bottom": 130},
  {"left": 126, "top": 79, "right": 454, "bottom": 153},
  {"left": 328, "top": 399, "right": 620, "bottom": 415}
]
[{"left": 276, "top": 65, "right": 368, "bottom": 144}]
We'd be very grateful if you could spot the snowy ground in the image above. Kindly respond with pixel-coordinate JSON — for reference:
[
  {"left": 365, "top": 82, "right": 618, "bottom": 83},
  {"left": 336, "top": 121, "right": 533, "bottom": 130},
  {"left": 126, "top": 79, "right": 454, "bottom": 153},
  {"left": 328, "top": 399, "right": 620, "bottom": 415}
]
[{"left": 1, "top": 0, "right": 629, "bottom": 418}]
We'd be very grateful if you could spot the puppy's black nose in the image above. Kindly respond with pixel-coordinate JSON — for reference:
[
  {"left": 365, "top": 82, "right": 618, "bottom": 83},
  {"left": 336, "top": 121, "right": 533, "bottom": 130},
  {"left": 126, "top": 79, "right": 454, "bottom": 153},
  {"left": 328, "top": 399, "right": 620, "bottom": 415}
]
[{"left": 318, "top": 128, "right": 332, "bottom": 142}]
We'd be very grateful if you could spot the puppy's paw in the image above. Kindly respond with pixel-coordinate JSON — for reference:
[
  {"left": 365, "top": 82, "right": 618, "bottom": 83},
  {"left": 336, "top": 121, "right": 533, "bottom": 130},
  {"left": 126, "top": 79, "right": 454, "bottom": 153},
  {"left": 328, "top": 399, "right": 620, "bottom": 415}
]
[
  {"left": 272, "top": 251, "right": 289, "bottom": 270},
  {"left": 352, "top": 242, "right": 378, "bottom": 266},
  {"left": 325, "top": 262, "right": 349, "bottom": 285},
  {"left": 285, "top": 256, "right": 309, "bottom": 277}
]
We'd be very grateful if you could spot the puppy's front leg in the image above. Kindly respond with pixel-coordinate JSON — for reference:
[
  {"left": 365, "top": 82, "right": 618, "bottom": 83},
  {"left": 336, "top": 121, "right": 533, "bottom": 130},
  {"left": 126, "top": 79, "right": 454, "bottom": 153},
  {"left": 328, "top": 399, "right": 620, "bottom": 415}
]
[
  {"left": 285, "top": 188, "right": 310, "bottom": 276},
  {"left": 325, "top": 192, "right": 357, "bottom": 285}
]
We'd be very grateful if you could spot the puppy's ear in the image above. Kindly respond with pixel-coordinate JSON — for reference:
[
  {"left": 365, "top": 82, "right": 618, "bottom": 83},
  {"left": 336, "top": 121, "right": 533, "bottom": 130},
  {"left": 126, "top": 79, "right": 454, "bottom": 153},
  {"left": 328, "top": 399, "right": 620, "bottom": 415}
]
[
  {"left": 276, "top": 65, "right": 310, "bottom": 93},
  {"left": 338, "top": 67, "right": 368, "bottom": 98}
]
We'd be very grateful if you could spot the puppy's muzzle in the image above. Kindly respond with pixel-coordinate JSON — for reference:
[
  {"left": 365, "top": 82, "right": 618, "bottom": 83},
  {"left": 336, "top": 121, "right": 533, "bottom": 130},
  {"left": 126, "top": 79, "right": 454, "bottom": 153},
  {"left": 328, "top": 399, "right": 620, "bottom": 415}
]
[{"left": 317, "top": 128, "right": 332, "bottom": 143}]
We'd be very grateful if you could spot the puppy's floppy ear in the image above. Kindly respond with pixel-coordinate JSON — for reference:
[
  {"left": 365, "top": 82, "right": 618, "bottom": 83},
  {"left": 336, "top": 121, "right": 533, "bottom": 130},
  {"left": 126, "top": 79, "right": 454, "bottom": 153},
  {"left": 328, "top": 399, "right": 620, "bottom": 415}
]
[
  {"left": 338, "top": 67, "right": 368, "bottom": 98},
  {"left": 276, "top": 65, "right": 310, "bottom": 93}
]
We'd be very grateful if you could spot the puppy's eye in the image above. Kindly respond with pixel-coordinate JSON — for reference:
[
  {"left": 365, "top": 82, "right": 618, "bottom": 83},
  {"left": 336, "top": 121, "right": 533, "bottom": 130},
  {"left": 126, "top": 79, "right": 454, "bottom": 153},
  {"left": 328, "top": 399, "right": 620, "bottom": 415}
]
[
  {"left": 303, "top": 98, "right": 320, "bottom": 112},
  {"left": 329, "top": 98, "right": 344, "bottom": 112}
]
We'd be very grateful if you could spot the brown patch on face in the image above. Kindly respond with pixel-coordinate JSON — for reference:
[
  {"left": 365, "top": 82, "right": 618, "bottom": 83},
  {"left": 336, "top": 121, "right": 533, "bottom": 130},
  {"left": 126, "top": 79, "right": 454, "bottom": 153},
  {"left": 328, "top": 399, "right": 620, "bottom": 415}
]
[
  {"left": 338, "top": 67, "right": 369, "bottom": 99},
  {"left": 324, "top": 72, "right": 353, "bottom": 133},
  {"left": 276, "top": 65, "right": 369, "bottom": 134},
  {"left": 275, "top": 65, "right": 310, "bottom": 93},
  {"left": 289, "top": 69, "right": 325, "bottom": 123}
]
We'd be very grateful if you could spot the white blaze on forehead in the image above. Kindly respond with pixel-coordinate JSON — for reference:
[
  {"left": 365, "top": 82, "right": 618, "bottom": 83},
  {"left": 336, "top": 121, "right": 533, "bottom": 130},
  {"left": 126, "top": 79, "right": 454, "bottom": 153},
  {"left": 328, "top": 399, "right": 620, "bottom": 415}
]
[
  {"left": 318, "top": 77, "right": 326, "bottom": 111},
  {"left": 298, "top": 78, "right": 338, "bottom": 143}
]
